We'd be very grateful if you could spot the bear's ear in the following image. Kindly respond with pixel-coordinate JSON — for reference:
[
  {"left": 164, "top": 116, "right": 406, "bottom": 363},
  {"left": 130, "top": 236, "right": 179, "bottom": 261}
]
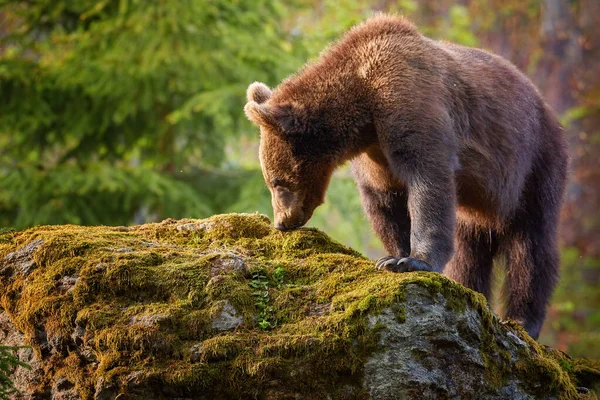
[
  {"left": 244, "top": 101, "right": 275, "bottom": 127},
  {"left": 246, "top": 82, "right": 272, "bottom": 104},
  {"left": 245, "top": 102, "right": 304, "bottom": 133}
]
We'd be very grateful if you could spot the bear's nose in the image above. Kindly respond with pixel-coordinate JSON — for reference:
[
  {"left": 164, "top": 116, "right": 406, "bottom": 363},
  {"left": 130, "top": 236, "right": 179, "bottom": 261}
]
[{"left": 275, "top": 222, "right": 301, "bottom": 231}]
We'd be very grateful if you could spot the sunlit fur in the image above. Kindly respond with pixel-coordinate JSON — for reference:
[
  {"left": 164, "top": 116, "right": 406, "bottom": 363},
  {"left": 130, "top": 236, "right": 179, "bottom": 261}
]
[
  {"left": 246, "top": 82, "right": 337, "bottom": 230},
  {"left": 244, "top": 15, "right": 568, "bottom": 339},
  {"left": 258, "top": 125, "right": 335, "bottom": 230}
]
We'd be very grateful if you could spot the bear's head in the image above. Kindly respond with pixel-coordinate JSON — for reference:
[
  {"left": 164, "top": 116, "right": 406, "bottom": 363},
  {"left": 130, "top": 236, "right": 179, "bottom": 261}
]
[{"left": 244, "top": 82, "right": 337, "bottom": 231}]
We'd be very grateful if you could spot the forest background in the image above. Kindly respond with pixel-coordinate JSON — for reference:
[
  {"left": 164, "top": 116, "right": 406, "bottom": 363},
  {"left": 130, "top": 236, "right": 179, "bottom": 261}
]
[{"left": 0, "top": 0, "right": 598, "bottom": 357}]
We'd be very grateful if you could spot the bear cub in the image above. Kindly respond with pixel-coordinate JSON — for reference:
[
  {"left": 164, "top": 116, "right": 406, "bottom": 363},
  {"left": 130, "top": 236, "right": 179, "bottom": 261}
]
[{"left": 244, "top": 15, "right": 568, "bottom": 339}]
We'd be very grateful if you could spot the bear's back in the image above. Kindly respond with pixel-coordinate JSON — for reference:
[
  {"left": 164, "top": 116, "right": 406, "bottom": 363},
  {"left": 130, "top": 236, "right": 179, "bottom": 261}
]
[{"left": 341, "top": 17, "right": 561, "bottom": 219}]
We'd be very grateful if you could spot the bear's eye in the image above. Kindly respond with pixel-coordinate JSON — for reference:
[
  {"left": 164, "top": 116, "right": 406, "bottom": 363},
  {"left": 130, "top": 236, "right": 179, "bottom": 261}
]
[{"left": 271, "top": 178, "right": 286, "bottom": 188}]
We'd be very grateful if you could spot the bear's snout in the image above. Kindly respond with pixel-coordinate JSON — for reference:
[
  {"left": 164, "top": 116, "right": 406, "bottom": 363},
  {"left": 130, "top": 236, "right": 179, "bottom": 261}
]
[
  {"left": 274, "top": 221, "right": 303, "bottom": 231},
  {"left": 274, "top": 210, "right": 306, "bottom": 231}
]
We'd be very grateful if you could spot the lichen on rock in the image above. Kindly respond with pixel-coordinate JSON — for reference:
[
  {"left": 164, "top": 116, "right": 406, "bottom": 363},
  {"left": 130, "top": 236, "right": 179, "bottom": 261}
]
[{"left": 0, "top": 213, "right": 598, "bottom": 399}]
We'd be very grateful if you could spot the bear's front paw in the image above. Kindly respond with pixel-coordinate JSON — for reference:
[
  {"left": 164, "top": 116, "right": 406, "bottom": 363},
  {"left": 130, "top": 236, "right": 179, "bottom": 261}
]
[{"left": 375, "top": 256, "right": 433, "bottom": 273}]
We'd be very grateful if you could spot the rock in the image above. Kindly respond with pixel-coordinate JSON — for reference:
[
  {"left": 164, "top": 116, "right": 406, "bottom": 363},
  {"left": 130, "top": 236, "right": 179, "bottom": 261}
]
[
  {"left": 0, "top": 214, "right": 598, "bottom": 399},
  {"left": 51, "top": 388, "right": 79, "bottom": 400},
  {"left": 206, "top": 274, "right": 226, "bottom": 288},
  {"left": 56, "top": 276, "right": 79, "bottom": 293},
  {"left": 306, "top": 302, "right": 331, "bottom": 317},
  {"left": 0, "top": 238, "right": 44, "bottom": 277},
  {"left": 54, "top": 376, "right": 74, "bottom": 391},
  {"left": 189, "top": 343, "right": 204, "bottom": 363},
  {"left": 211, "top": 300, "right": 243, "bottom": 331},
  {"left": 210, "top": 253, "right": 248, "bottom": 277},
  {"left": 129, "top": 313, "right": 170, "bottom": 328},
  {"left": 94, "top": 263, "right": 108, "bottom": 272},
  {"left": 71, "top": 324, "right": 86, "bottom": 346},
  {"left": 95, "top": 377, "right": 118, "bottom": 400},
  {"left": 364, "top": 284, "right": 525, "bottom": 399},
  {"left": 124, "top": 370, "right": 145, "bottom": 387},
  {"left": 80, "top": 348, "right": 97, "bottom": 364},
  {"left": 113, "top": 247, "right": 134, "bottom": 253},
  {"left": 176, "top": 221, "right": 214, "bottom": 233},
  {"left": 51, "top": 377, "right": 78, "bottom": 400},
  {"left": 47, "top": 329, "right": 66, "bottom": 355}
]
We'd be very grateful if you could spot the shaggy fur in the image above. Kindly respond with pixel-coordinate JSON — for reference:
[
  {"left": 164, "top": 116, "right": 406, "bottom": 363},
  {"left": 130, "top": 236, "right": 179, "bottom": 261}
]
[{"left": 244, "top": 15, "right": 568, "bottom": 339}]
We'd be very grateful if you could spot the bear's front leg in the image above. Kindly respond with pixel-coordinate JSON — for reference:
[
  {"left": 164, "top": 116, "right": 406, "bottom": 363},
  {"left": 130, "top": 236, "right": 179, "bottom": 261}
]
[
  {"left": 355, "top": 184, "right": 412, "bottom": 260},
  {"left": 351, "top": 154, "right": 413, "bottom": 265},
  {"left": 406, "top": 179, "right": 456, "bottom": 273},
  {"left": 378, "top": 131, "right": 457, "bottom": 273},
  {"left": 375, "top": 255, "right": 434, "bottom": 272},
  {"left": 376, "top": 181, "right": 455, "bottom": 272}
]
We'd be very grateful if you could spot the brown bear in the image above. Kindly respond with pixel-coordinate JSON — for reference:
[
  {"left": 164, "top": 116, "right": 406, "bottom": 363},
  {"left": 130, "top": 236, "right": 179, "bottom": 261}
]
[{"left": 244, "top": 15, "right": 568, "bottom": 339}]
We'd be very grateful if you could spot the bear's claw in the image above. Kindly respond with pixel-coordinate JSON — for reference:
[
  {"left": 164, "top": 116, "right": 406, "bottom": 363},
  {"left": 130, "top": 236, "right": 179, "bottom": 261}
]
[{"left": 375, "top": 256, "right": 433, "bottom": 273}]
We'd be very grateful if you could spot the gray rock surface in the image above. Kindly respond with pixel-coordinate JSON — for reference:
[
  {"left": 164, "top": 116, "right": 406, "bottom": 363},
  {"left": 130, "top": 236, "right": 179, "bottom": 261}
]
[
  {"left": 0, "top": 239, "right": 44, "bottom": 277},
  {"left": 176, "top": 221, "right": 214, "bottom": 233},
  {"left": 211, "top": 300, "right": 244, "bottom": 331},
  {"left": 210, "top": 253, "right": 248, "bottom": 277},
  {"left": 364, "top": 284, "right": 534, "bottom": 399}
]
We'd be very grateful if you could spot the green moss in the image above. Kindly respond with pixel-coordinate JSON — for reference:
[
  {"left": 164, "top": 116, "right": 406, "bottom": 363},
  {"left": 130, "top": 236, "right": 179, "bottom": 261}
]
[
  {"left": 541, "top": 347, "right": 600, "bottom": 395},
  {"left": 391, "top": 304, "right": 406, "bottom": 323},
  {"left": 0, "top": 227, "right": 15, "bottom": 245},
  {"left": 483, "top": 320, "right": 581, "bottom": 399},
  {"left": 0, "top": 213, "right": 590, "bottom": 399}
]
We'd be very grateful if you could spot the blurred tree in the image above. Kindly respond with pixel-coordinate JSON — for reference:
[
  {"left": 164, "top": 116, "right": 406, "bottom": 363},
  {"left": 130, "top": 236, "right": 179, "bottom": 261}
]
[
  {"left": 0, "top": 0, "right": 300, "bottom": 227},
  {"left": 0, "top": 345, "right": 30, "bottom": 400}
]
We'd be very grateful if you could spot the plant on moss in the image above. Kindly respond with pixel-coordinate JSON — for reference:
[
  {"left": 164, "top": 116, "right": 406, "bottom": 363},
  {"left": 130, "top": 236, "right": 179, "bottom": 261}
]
[
  {"left": 250, "top": 267, "right": 288, "bottom": 331},
  {"left": 558, "top": 358, "right": 574, "bottom": 373},
  {"left": 0, "top": 346, "right": 30, "bottom": 400},
  {"left": 273, "top": 266, "right": 286, "bottom": 289},
  {"left": 250, "top": 270, "right": 273, "bottom": 330},
  {"left": 191, "top": 233, "right": 203, "bottom": 246}
]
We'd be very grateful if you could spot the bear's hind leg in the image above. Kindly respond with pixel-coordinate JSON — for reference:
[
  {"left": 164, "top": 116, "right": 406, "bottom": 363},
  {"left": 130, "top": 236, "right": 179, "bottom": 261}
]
[
  {"left": 501, "top": 111, "right": 567, "bottom": 339},
  {"left": 444, "top": 221, "right": 498, "bottom": 300},
  {"left": 500, "top": 222, "right": 560, "bottom": 340},
  {"left": 500, "top": 159, "right": 564, "bottom": 340}
]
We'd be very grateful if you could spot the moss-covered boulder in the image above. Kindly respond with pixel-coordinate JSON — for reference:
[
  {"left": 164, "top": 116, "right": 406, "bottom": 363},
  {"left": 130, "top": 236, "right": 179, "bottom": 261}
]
[{"left": 0, "top": 213, "right": 598, "bottom": 399}]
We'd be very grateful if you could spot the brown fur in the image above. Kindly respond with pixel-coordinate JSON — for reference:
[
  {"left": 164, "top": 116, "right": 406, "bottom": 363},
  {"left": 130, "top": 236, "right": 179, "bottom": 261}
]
[{"left": 244, "top": 15, "right": 568, "bottom": 339}]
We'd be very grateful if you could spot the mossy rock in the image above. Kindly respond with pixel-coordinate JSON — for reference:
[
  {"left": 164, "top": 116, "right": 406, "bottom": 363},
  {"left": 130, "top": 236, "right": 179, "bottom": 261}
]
[{"left": 0, "top": 213, "right": 598, "bottom": 399}]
